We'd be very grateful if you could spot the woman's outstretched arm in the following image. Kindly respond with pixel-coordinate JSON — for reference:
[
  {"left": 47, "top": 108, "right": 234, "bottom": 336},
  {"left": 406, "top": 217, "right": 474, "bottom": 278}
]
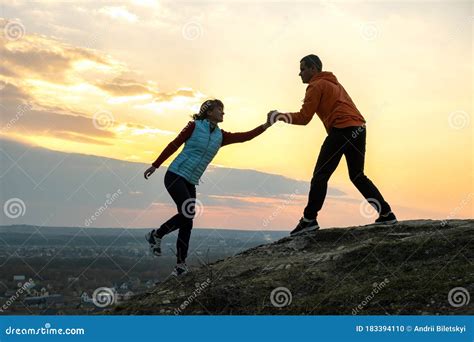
[{"left": 221, "top": 122, "right": 272, "bottom": 147}]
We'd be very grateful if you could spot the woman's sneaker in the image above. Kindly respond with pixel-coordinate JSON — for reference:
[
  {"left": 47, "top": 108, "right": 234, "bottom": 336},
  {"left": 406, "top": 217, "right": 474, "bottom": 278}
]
[
  {"left": 171, "top": 263, "right": 189, "bottom": 277},
  {"left": 290, "top": 217, "right": 319, "bottom": 236},
  {"left": 374, "top": 212, "right": 398, "bottom": 225},
  {"left": 145, "top": 229, "right": 162, "bottom": 256}
]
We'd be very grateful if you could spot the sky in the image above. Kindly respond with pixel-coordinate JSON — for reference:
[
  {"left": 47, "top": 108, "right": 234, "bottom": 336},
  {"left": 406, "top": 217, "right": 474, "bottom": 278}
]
[{"left": 0, "top": 0, "right": 472, "bottom": 230}]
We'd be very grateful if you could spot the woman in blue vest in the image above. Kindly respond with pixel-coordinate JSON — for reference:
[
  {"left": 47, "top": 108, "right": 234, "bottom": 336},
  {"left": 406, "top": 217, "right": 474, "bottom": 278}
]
[{"left": 144, "top": 99, "right": 273, "bottom": 276}]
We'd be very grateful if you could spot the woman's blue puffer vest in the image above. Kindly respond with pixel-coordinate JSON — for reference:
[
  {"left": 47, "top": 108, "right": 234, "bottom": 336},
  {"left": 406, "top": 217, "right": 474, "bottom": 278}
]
[{"left": 168, "top": 119, "right": 223, "bottom": 185}]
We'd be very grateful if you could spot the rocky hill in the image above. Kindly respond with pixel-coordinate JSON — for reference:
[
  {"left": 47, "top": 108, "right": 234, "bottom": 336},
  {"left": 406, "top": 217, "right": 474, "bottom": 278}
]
[{"left": 111, "top": 219, "right": 473, "bottom": 315}]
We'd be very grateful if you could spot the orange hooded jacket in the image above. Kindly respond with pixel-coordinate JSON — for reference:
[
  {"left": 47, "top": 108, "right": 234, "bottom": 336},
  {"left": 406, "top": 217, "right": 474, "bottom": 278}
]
[{"left": 284, "top": 71, "right": 366, "bottom": 133}]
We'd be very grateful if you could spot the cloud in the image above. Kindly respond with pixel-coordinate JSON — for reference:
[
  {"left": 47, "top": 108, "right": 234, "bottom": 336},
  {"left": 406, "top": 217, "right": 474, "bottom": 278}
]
[
  {"left": 0, "top": 65, "right": 17, "bottom": 77},
  {"left": 0, "top": 83, "right": 114, "bottom": 140},
  {"left": 96, "top": 79, "right": 158, "bottom": 97},
  {"left": 0, "top": 24, "right": 201, "bottom": 147},
  {"left": 0, "top": 23, "right": 114, "bottom": 84},
  {"left": 0, "top": 81, "right": 31, "bottom": 107},
  {"left": 0, "top": 83, "right": 175, "bottom": 144},
  {"left": 97, "top": 6, "right": 138, "bottom": 23},
  {"left": 96, "top": 78, "right": 200, "bottom": 102},
  {"left": 131, "top": 0, "right": 159, "bottom": 8},
  {"left": 1, "top": 44, "right": 71, "bottom": 83},
  {"left": 51, "top": 131, "right": 114, "bottom": 146}
]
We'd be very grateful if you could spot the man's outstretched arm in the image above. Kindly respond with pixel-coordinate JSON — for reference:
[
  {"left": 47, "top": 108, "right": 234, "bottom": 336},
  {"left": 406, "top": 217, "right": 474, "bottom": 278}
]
[{"left": 279, "top": 83, "right": 322, "bottom": 125}]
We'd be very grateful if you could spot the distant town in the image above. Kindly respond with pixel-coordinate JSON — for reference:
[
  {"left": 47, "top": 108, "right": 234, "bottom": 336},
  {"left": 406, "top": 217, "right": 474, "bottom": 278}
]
[{"left": 0, "top": 225, "right": 286, "bottom": 314}]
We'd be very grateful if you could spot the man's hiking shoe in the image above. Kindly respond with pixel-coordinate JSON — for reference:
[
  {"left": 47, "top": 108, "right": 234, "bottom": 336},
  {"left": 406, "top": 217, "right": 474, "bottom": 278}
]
[
  {"left": 171, "top": 263, "right": 189, "bottom": 277},
  {"left": 374, "top": 212, "right": 398, "bottom": 225},
  {"left": 145, "top": 229, "right": 162, "bottom": 256},
  {"left": 290, "top": 217, "right": 319, "bottom": 236}
]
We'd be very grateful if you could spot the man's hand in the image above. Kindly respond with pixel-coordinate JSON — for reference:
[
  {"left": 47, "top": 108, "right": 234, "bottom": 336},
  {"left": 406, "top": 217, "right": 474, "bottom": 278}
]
[{"left": 144, "top": 166, "right": 156, "bottom": 179}]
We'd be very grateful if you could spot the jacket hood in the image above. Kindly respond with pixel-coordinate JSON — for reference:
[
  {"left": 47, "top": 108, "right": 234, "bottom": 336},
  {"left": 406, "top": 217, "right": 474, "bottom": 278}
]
[{"left": 311, "top": 71, "right": 339, "bottom": 85}]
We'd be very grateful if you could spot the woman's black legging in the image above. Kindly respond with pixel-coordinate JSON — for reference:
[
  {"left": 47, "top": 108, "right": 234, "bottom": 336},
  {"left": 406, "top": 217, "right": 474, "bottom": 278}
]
[{"left": 155, "top": 171, "right": 196, "bottom": 263}]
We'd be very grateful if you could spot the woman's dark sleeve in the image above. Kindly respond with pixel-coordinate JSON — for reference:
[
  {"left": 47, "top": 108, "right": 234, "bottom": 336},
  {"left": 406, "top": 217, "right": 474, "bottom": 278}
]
[
  {"left": 151, "top": 121, "right": 195, "bottom": 168},
  {"left": 221, "top": 124, "right": 267, "bottom": 147}
]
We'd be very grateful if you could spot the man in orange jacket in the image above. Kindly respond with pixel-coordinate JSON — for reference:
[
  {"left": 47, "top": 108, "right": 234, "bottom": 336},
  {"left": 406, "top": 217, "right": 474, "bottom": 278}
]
[{"left": 270, "top": 54, "right": 397, "bottom": 236}]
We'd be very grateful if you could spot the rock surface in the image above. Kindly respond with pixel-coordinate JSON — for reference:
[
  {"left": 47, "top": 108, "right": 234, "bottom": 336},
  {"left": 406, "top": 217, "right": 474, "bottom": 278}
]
[{"left": 110, "top": 220, "right": 473, "bottom": 315}]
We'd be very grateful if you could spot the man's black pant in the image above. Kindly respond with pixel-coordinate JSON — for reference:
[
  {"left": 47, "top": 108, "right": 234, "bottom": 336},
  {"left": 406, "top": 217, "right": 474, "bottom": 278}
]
[
  {"left": 304, "top": 125, "right": 391, "bottom": 219},
  {"left": 155, "top": 171, "right": 196, "bottom": 263}
]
